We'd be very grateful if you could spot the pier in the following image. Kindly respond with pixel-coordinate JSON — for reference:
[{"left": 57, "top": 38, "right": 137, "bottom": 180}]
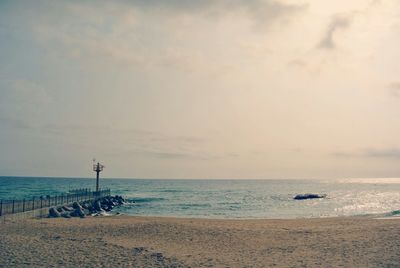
[{"left": 0, "top": 188, "right": 110, "bottom": 222}]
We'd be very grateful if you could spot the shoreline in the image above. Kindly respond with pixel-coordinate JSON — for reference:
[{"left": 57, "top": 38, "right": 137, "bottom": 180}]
[
  {"left": 2, "top": 215, "right": 400, "bottom": 267},
  {"left": 111, "top": 209, "right": 395, "bottom": 220}
]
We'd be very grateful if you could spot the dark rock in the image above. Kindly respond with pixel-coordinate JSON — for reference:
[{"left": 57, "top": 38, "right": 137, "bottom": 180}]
[
  {"left": 88, "top": 205, "right": 97, "bottom": 214},
  {"left": 61, "top": 212, "right": 71, "bottom": 218},
  {"left": 49, "top": 207, "right": 61, "bottom": 218},
  {"left": 49, "top": 195, "right": 125, "bottom": 219},
  {"left": 132, "top": 247, "right": 148, "bottom": 255},
  {"left": 94, "top": 200, "right": 105, "bottom": 212},
  {"left": 62, "top": 206, "right": 74, "bottom": 211},
  {"left": 81, "top": 202, "right": 90, "bottom": 209},
  {"left": 294, "top": 193, "right": 327, "bottom": 200},
  {"left": 151, "top": 252, "right": 164, "bottom": 262},
  {"left": 115, "top": 195, "right": 125, "bottom": 204},
  {"left": 72, "top": 202, "right": 82, "bottom": 209},
  {"left": 70, "top": 207, "right": 85, "bottom": 218}
]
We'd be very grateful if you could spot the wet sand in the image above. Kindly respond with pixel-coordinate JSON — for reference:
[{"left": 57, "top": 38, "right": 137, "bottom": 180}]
[{"left": 1, "top": 215, "right": 400, "bottom": 267}]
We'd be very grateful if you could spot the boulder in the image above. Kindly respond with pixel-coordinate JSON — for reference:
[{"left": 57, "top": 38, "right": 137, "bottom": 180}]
[
  {"left": 72, "top": 202, "right": 82, "bottom": 209},
  {"left": 80, "top": 208, "right": 89, "bottom": 215},
  {"left": 81, "top": 202, "right": 90, "bottom": 209},
  {"left": 61, "top": 212, "right": 71, "bottom": 218},
  {"left": 294, "top": 193, "right": 327, "bottom": 200},
  {"left": 48, "top": 195, "right": 125, "bottom": 219},
  {"left": 104, "top": 205, "right": 113, "bottom": 212},
  {"left": 70, "top": 207, "right": 86, "bottom": 218},
  {"left": 62, "top": 206, "right": 74, "bottom": 211},
  {"left": 49, "top": 207, "right": 61, "bottom": 218},
  {"left": 115, "top": 195, "right": 125, "bottom": 204},
  {"left": 94, "top": 200, "right": 105, "bottom": 212}
]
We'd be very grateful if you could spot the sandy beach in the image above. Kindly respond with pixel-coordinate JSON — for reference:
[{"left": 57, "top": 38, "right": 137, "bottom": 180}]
[{"left": 1, "top": 215, "right": 400, "bottom": 267}]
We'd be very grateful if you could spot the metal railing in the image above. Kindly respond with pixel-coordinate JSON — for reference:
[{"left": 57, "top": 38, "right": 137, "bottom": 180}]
[{"left": 0, "top": 188, "right": 111, "bottom": 217}]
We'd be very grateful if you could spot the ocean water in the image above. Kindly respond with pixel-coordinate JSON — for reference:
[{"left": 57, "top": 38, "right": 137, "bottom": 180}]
[{"left": 1, "top": 177, "right": 400, "bottom": 219}]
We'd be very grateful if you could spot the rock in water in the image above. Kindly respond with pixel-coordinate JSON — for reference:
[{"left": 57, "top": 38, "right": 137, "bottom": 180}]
[
  {"left": 49, "top": 207, "right": 61, "bottom": 218},
  {"left": 294, "top": 193, "right": 326, "bottom": 200},
  {"left": 115, "top": 195, "right": 125, "bottom": 204}
]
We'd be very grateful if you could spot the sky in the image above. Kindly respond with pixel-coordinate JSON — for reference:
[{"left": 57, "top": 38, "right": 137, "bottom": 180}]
[{"left": 1, "top": 0, "right": 400, "bottom": 179}]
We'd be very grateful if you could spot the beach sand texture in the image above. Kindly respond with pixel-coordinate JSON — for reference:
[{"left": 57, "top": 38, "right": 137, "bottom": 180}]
[{"left": 1, "top": 216, "right": 400, "bottom": 267}]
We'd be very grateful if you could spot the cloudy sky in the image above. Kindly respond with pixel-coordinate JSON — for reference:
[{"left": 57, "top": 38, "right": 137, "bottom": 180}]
[{"left": 1, "top": 0, "right": 400, "bottom": 179}]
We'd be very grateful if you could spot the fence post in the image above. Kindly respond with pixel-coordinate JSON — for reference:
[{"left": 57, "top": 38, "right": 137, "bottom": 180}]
[
  {"left": 12, "top": 200, "right": 15, "bottom": 214},
  {"left": 0, "top": 200, "right": 3, "bottom": 216},
  {"left": 23, "top": 199, "right": 25, "bottom": 212},
  {"left": 32, "top": 197, "right": 35, "bottom": 210}
]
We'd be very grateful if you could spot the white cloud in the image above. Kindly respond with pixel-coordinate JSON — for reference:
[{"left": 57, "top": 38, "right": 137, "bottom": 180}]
[{"left": 29, "top": 0, "right": 307, "bottom": 75}]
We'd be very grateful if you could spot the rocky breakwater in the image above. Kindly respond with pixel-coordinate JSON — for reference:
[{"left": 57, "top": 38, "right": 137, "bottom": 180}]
[{"left": 48, "top": 195, "right": 125, "bottom": 218}]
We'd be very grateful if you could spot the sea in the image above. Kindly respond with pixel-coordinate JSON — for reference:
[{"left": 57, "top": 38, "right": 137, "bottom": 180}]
[{"left": 1, "top": 177, "right": 400, "bottom": 219}]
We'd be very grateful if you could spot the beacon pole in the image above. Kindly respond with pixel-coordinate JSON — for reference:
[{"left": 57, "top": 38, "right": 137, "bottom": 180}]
[{"left": 93, "top": 161, "right": 104, "bottom": 194}]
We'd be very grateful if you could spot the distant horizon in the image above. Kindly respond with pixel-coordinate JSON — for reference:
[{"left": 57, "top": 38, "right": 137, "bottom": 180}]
[{"left": 2, "top": 175, "right": 400, "bottom": 182}]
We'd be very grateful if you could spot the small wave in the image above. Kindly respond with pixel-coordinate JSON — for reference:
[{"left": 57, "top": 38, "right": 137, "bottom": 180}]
[
  {"left": 217, "top": 202, "right": 242, "bottom": 205},
  {"left": 158, "top": 189, "right": 186, "bottom": 193},
  {"left": 180, "top": 203, "right": 211, "bottom": 207},
  {"left": 92, "top": 211, "right": 112, "bottom": 217},
  {"left": 127, "top": 197, "right": 166, "bottom": 203}
]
